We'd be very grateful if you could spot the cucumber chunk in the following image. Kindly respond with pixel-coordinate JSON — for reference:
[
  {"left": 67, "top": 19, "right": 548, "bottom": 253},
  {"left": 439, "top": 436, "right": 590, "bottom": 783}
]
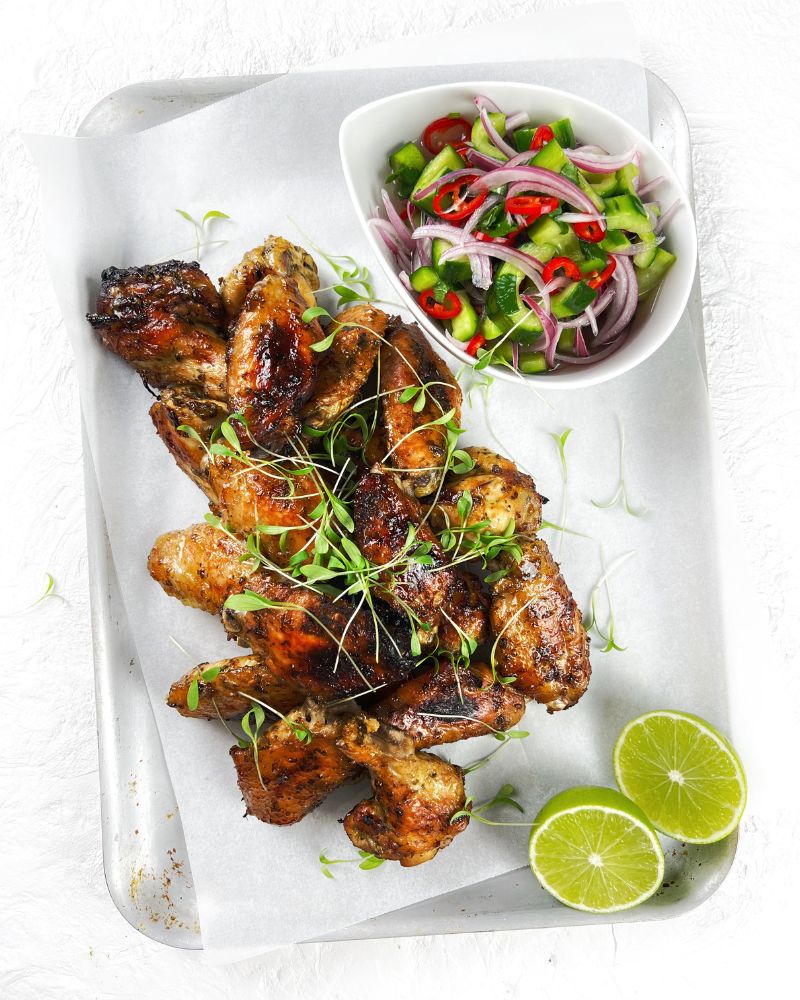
[
  {"left": 598, "top": 229, "right": 632, "bottom": 253},
  {"left": 471, "top": 112, "right": 507, "bottom": 161},
  {"left": 432, "top": 238, "right": 471, "bottom": 286},
  {"left": 548, "top": 117, "right": 576, "bottom": 149},
  {"left": 613, "top": 162, "right": 640, "bottom": 197},
  {"left": 551, "top": 280, "right": 597, "bottom": 319},
  {"left": 603, "top": 194, "right": 651, "bottom": 236},
  {"left": 448, "top": 292, "right": 479, "bottom": 341},
  {"left": 409, "top": 266, "right": 439, "bottom": 292},
  {"left": 388, "top": 142, "right": 426, "bottom": 199},
  {"left": 532, "top": 139, "right": 568, "bottom": 173},
  {"left": 636, "top": 249, "right": 676, "bottom": 298},
  {"left": 410, "top": 145, "right": 465, "bottom": 212}
]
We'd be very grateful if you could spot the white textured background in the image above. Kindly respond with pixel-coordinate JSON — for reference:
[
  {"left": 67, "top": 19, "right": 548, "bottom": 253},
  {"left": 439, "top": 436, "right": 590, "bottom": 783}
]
[{"left": 2, "top": 0, "right": 798, "bottom": 997}]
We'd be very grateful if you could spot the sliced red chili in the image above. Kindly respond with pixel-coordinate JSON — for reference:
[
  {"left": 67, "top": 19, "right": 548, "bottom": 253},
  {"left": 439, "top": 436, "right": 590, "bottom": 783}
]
[
  {"left": 504, "top": 194, "right": 559, "bottom": 220},
  {"left": 572, "top": 220, "right": 605, "bottom": 243},
  {"left": 529, "top": 125, "right": 554, "bottom": 152},
  {"left": 432, "top": 177, "right": 487, "bottom": 221},
  {"left": 465, "top": 333, "right": 486, "bottom": 357},
  {"left": 419, "top": 288, "right": 462, "bottom": 320},
  {"left": 452, "top": 140, "right": 471, "bottom": 158},
  {"left": 587, "top": 256, "right": 617, "bottom": 289},
  {"left": 543, "top": 256, "right": 582, "bottom": 283},
  {"left": 422, "top": 115, "right": 471, "bottom": 155}
]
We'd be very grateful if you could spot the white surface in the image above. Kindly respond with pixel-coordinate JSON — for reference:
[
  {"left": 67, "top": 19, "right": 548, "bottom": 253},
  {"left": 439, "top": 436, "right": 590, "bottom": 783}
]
[
  {"left": 1, "top": 0, "right": 798, "bottom": 996},
  {"left": 341, "top": 78, "right": 698, "bottom": 387}
]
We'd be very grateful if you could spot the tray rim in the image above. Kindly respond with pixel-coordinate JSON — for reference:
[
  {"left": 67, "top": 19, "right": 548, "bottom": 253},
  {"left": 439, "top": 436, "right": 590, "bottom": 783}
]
[{"left": 76, "top": 65, "right": 737, "bottom": 952}]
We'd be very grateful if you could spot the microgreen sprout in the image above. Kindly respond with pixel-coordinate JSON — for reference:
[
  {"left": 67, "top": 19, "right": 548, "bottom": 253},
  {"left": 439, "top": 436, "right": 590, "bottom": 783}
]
[
  {"left": 415, "top": 714, "right": 529, "bottom": 775},
  {"left": 584, "top": 549, "right": 636, "bottom": 653},
  {"left": 592, "top": 415, "right": 648, "bottom": 517},
  {"left": 236, "top": 691, "right": 312, "bottom": 744},
  {"left": 1, "top": 572, "right": 64, "bottom": 618},
  {"left": 319, "top": 850, "right": 386, "bottom": 879},
  {"left": 239, "top": 703, "right": 268, "bottom": 790},
  {"left": 451, "top": 783, "right": 530, "bottom": 827},
  {"left": 174, "top": 208, "right": 231, "bottom": 260},
  {"left": 185, "top": 665, "right": 222, "bottom": 713},
  {"left": 549, "top": 428, "right": 573, "bottom": 556}
]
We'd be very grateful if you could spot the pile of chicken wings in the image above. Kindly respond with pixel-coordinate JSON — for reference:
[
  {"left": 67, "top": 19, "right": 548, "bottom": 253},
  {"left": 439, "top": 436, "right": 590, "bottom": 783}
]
[{"left": 87, "top": 237, "right": 590, "bottom": 868}]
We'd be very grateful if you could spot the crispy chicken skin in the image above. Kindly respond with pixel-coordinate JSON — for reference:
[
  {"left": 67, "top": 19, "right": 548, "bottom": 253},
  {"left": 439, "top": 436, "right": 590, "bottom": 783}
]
[
  {"left": 220, "top": 236, "right": 320, "bottom": 325},
  {"left": 379, "top": 320, "right": 462, "bottom": 497},
  {"left": 149, "top": 389, "right": 228, "bottom": 499},
  {"left": 374, "top": 661, "right": 526, "bottom": 749},
  {"left": 230, "top": 701, "right": 359, "bottom": 825},
  {"left": 207, "top": 455, "right": 320, "bottom": 558},
  {"left": 226, "top": 272, "right": 323, "bottom": 449},
  {"left": 87, "top": 261, "right": 228, "bottom": 399},
  {"left": 490, "top": 539, "right": 591, "bottom": 711},
  {"left": 432, "top": 447, "right": 544, "bottom": 538},
  {"left": 352, "top": 470, "right": 452, "bottom": 639},
  {"left": 147, "top": 523, "right": 256, "bottom": 615},
  {"left": 338, "top": 715, "right": 469, "bottom": 866},
  {"left": 222, "top": 573, "right": 415, "bottom": 699},
  {"left": 167, "top": 654, "right": 304, "bottom": 719},
  {"left": 301, "top": 305, "right": 388, "bottom": 430},
  {"left": 437, "top": 570, "right": 491, "bottom": 652}
]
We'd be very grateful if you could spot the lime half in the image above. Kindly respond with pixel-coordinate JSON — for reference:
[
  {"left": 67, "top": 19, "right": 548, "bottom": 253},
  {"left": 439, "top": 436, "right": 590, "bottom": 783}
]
[
  {"left": 613, "top": 710, "right": 746, "bottom": 844},
  {"left": 528, "top": 786, "right": 665, "bottom": 913}
]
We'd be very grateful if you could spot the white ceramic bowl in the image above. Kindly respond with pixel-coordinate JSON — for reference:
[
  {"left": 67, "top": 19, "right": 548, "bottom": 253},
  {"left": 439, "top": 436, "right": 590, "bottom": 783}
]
[{"left": 339, "top": 81, "right": 697, "bottom": 389}]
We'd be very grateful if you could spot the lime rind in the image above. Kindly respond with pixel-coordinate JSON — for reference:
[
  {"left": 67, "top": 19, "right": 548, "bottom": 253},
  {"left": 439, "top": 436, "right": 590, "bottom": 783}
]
[
  {"left": 528, "top": 787, "right": 665, "bottom": 914},
  {"left": 613, "top": 710, "right": 747, "bottom": 844}
]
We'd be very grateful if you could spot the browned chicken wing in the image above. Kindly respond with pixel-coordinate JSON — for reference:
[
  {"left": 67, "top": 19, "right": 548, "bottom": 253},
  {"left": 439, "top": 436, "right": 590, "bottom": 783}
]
[
  {"left": 379, "top": 320, "right": 461, "bottom": 497},
  {"left": 432, "top": 447, "right": 543, "bottom": 538},
  {"left": 222, "top": 571, "right": 415, "bottom": 699},
  {"left": 167, "top": 654, "right": 304, "bottom": 719},
  {"left": 149, "top": 389, "right": 228, "bottom": 499},
  {"left": 230, "top": 701, "right": 358, "bottom": 825},
  {"left": 374, "top": 661, "right": 526, "bottom": 749},
  {"left": 437, "top": 570, "right": 491, "bottom": 652},
  {"left": 147, "top": 522, "right": 256, "bottom": 615},
  {"left": 338, "top": 714, "right": 469, "bottom": 866},
  {"left": 352, "top": 470, "right": 453, "bottom": 641},
  {"left": 220, "top": 236, "right": 319, "bottom": 325},
  {"left": 87, "top": 260, "right": 228, "bottom": 399},
  {"left": 490, "top": 539, "right": 591, "bottom": 711},
  {"left": 226, "top": 272, "right": 323, "bottom": 449},
  {"left": 301, "top": 305, "right": 388, "bottom": 430}
]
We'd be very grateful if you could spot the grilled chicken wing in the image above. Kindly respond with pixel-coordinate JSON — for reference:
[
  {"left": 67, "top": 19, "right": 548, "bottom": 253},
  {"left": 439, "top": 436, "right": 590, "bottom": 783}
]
[
  {"left": 230, "top": 701, "right": 358, "bottom": 825},
  {"left": 379, "top": 320, "right": 461, "bottom": 497},
  {"left": 167, "top": 654, "right": 304, "bottom": 719},
  {"left": 437, "top": 569, "right": 491, "bottom": 652},
  {"left": 150, "top": 389, "right": 228, "bottom": 499},
  {"left": 226, "top": 273, "right": 323, "bottom": 449},
  {"left": 301, "top": 305, "right": 388, "bottom": 430},
  {"left": 87, "top": 261, "right": 228, "bottom": 399},
  {"left": 147, "top": 522, "right": 256, "bottom": 614},
  {"left": 220, "top": 236, "right": 319, "bottom": 325},
  {"left": 338, "top": 714, "right": 469, "bottom": 866},
  {"left": 490, "top": 539, "right": 590, "bottom": 711},
  {"left": 374, "top": 661, "right": 526, "bottom": 749},
  {"left": 432, "top": 447, "right": 543, "bottom": 538},
  {"left": 207, "top": 455, "right": 320, "bottom": 559},
  {"left": 352, "top": 470, "right": 452, "bottom": 640}
]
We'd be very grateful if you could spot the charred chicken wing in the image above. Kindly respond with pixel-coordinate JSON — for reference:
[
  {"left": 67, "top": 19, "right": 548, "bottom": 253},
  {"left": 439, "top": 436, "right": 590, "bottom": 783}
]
[
  {"left": 220, "top": 236, "right": 319, "bottom": 325},
  {"left": 149, "top": 389, "right": 228, "bottom": 499},
  {"left": 167, "top": 654, "right": 304, "bottom": 719}
]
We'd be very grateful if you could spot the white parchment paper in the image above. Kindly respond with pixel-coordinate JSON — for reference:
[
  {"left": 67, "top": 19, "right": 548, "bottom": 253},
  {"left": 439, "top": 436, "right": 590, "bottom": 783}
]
[{"left": 26, "top": 4, "right": 731, "bottom": 963}]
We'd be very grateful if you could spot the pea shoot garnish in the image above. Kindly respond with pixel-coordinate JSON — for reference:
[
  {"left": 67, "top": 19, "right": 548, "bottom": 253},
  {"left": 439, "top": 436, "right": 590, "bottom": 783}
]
[
  {"left": 450, "top": 783, "right": 530, "bottom": 828},
  {"left": 319, "top": 850, "right": 386, "bottom": 879},
  {"left": 592, "top": 415, "right": 648, "bottom": 517},
  {"left": 174, "top": 207, "right": 231, "bottom": 260}
]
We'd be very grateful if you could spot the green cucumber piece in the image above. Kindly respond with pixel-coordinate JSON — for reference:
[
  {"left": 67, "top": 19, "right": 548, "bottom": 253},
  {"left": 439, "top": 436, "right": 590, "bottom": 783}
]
[
  {"left": 633, "top": 231, "right": 658, "bottom": 269},
  {"left": 432, "top": 238, "right": 471, "bottom": 286},
  {"left": 388, "top": 141, "right": 426, "bottom": 199},
  {"left": 613, "top": 162, "right": 640, "bottom": 197},
  {"left": 549, "top": 117, "right": 576, "bottom": 149},
  {"left": 481, "top": 313, "right": 507, "bottom": 341},
  {"left": 410, "top": 145, "right": 465, "bottom": 212},
  {"left": 576, "top": 171, "right": 605, "bottom": 211},
  {"left": 513, "top": 126, "right": 536, "bottom": 152},
  {"left": 557, "top": 328, "right": 576, "bottom": 352},
  {"left": 603, "top": 194, "right": 651, "bottom": 236},
  {"left": 471, "top": 112, "right": 508, "bottom": 161},
  {"left": 532, "top": 139, "right": 568, "bottom": 173},
  {"left": 598, "top": 229, "right": 632, "bottom": 253},
  {"left": 529, "top": 217, "right": 581, "bottom": 259},
  {"left": 449, "top": 292, "right": 479, "bottom": 341},
  {"left": 494, "top": 343, "right": 549, "bottom": 373},
  {"left": 409, "top": 266, "right": 439, "bottom": 293},
  {"left": 584, "top": 170, "right": 618, "bottom": 197},
  {"left": 551, "top": 281, "right": 597, "bottom": 319},
  {"left": 636, "top": 248, "right": 676, "bottom": 298}
]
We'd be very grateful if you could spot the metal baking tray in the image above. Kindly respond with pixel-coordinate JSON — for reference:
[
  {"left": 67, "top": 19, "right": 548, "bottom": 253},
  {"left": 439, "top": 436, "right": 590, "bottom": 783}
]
[{"left": 79, "top": 68, "right": 735, "bottom": 950}]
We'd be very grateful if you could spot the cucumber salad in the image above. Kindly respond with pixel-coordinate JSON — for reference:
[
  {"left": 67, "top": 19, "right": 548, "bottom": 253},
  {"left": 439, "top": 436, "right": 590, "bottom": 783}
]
[{"left": 371, "top": 94, "right": 680, "bottom": 374}]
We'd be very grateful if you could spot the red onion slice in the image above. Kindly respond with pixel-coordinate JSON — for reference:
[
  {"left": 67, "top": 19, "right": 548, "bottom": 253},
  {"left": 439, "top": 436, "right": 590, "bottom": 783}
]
[
  {"left": 558, "top": 284, "right": 616, "bottom": 327},
  {"left": 637, "top": 175, "right": 664, "bottom": 198},
  {"left": 440, "top": 239, "right": 545, "bottom": 281},
  {"left": 412, "top": 167, "right": 487, "bottom": 203},
  {"left": 462, "top": 193, "right": 502, "bottom": 237},
  {"left": 471, "top": 166, "right": 600, "bottom": 215},
  {"left": 564, "top": 145, "right": 637, "bottom": 173},
  {"left": 555, "top": 328, "right": 630, "bottom": 365},
  {"left": 611, "top": 236, "right": 666, "bottom": 256},
  {"left": 521, "top": 294, "right": 559, "bottom": 367},
  {"left": 478, "top": 105, "right": 516, "bottom": 160},
  {"left": 465, "top": 147, "right": 507, "bottom": 170},
  {"left": 575, "top": 328, "right": 589, "bottom": 357},
  {"left": 655, "top": 199, "right": 682, "bottom": 233},
  {"left": 594, "top": 255, "right": 638, "bottom": 346},
  {"left": 505, "top": 111, "right": 530, "bottom": 131},
  {"left": 475, "top": 94, "right": 503, "bottom": 114},
  {"left": 381, "top": 189, "right": 414, "bottom": 251},
  {"left": 558, "top": 211, "right": 607, "bottom": 224}
]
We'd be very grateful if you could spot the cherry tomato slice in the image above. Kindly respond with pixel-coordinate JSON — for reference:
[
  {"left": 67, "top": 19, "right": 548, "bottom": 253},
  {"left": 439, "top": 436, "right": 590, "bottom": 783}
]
[
  {"left": 465, "top": 333, "right": 486, "bottom": 357},
  {"left": 419, "top": 288, "right": 462, "bottom": 320},
  {"left": 572, "top": 220, "right": 605, "bottom": 243},
  {"left": 432, "top": 177, "right": 487, "bottom": 221},
  {"left": 504, "top": 194, "right": 559, "bottom": 220},
  {"left": 542, "top": 256, "right": 582, "bottom": 283},
  {"left": 586, "top": 256, "right": 617, "bottom": 289},
  {"left": 422, "top": 116, "right": 472, "bottom": 155},
  {"left": 530, "top": 125, "right": 555, "bottom": 152}
]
